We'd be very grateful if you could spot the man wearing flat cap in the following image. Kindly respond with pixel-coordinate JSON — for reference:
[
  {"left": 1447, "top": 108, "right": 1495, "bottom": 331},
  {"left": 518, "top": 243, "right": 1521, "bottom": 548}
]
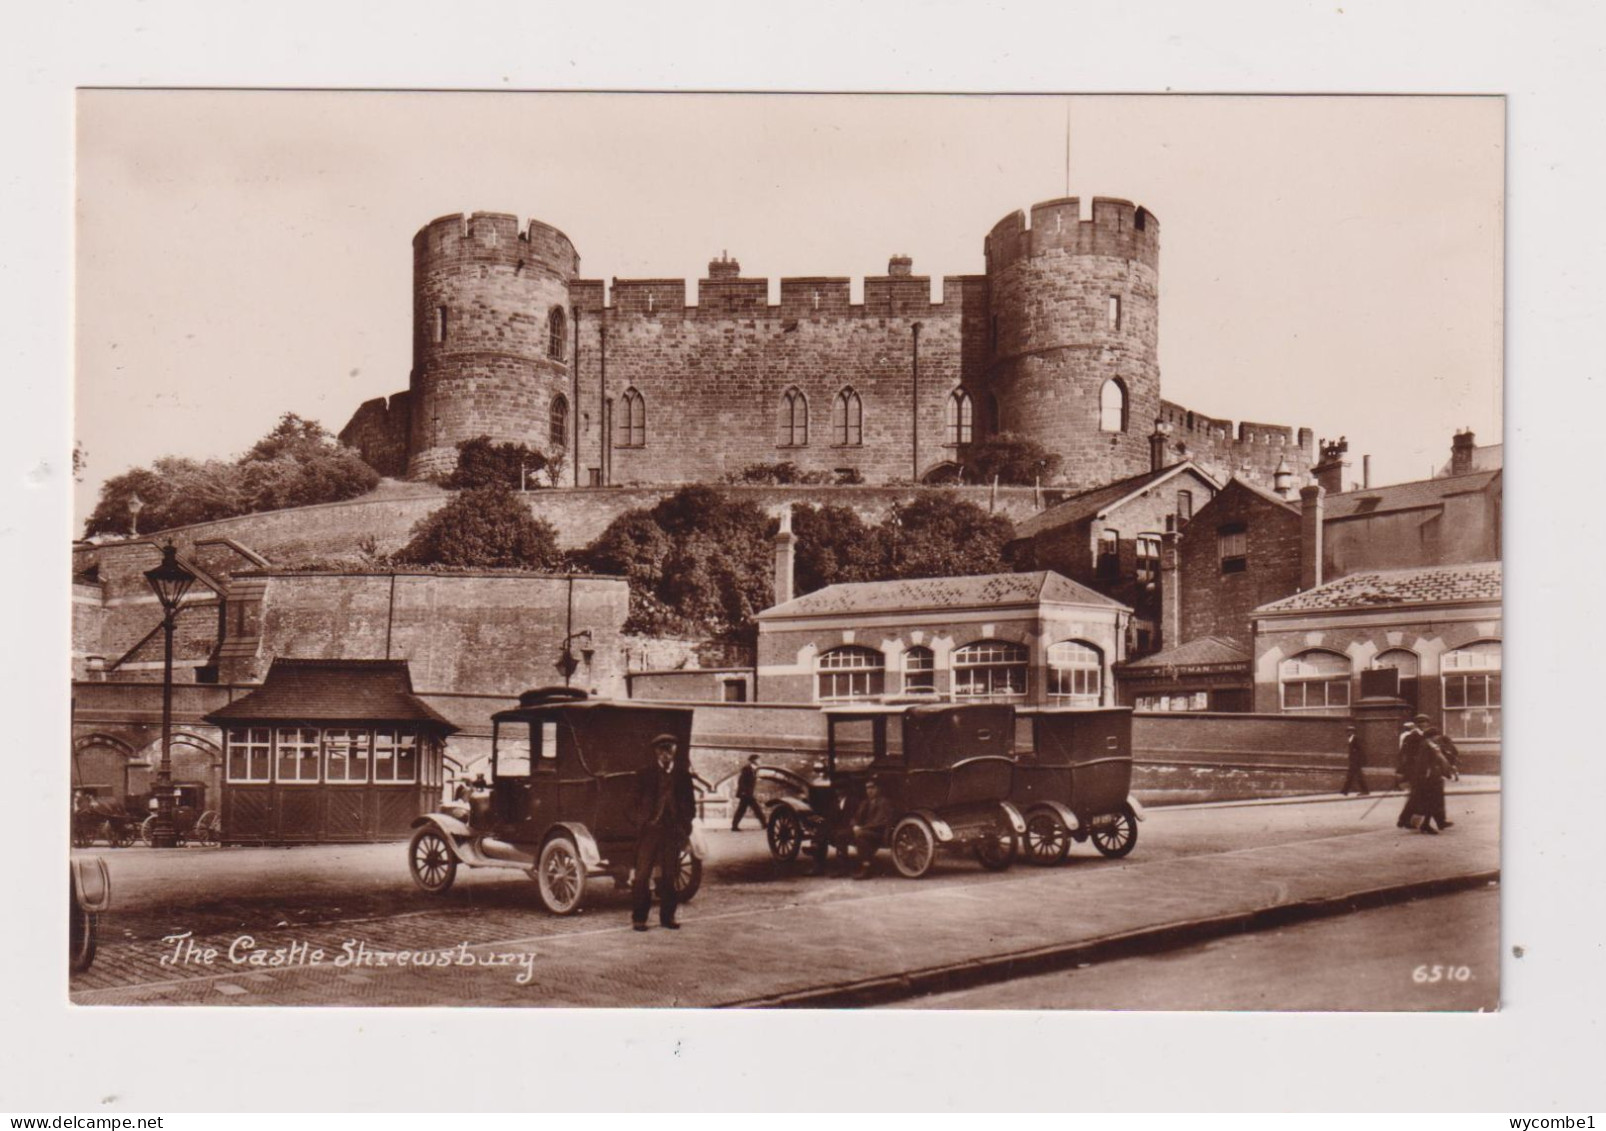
[{"left": 631, "top": 733, "right": 696, "bottom": 930}]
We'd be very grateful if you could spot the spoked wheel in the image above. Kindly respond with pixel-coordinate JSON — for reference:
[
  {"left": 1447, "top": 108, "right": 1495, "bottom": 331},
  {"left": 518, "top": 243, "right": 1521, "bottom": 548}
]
[
  {"left": 974, "top": 828, "right": 1018, "bottom": 872},
  {"left": 69, "top": 899, "right": 97, "bottom": 973},
  {"left": 105, "top": 820, "right": 135, "bottom": 848},
  {"left": 890, "top": 816, "right": 937, "bottom": 879},
  {"left": 1090, "top": 803, "right": 1139, "bottom": 859},
  {"left": 1024, "top": 810, "right": 1071, "bottom": 866},
  {"left": 766, "top": 807, "right": 803, "bottom": 862},
  {"left": 140, "top": 816, "right": 157, "bottom": 847},
  {"left": 72, "top": 821, "right": 92, "bottom": 850},
  {"left": 535, "top": 835, "right": 587, "bottom": 915},
  {"left": 195, "top": 811, "right": 222, "bottom": 845},
  {"left": 673, "top": 844, "right": 703, "bottom": 903},
  {"left": 408, "top": 825, "right": 458, "bottom": 894}
]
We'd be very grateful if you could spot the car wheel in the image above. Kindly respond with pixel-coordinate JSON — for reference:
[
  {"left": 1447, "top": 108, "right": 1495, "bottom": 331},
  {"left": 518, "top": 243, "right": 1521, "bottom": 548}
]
[
  {"left": 974, "top": 827, "right": 1017, "bottom": 872},
  {"left": 408, "top": 826, "right": 458, "bottom": 894},
  {"left": 890, "top": 816, "right": 937, "bottom": 879},
  {"left": 536, "top": 835, "right": 587, "bottom": 915},
  {"left": 766, "top": 807, "right": 803, "bottom": 861},
  {"left": 1024, "top": 810, "right": 1071, "bottom": 865},
  {"left": 673, "top": 845, "right": 703, "bottom": 903},
  {"left": 1091, "top": 803, "right": 1139, "bottom": 859}
]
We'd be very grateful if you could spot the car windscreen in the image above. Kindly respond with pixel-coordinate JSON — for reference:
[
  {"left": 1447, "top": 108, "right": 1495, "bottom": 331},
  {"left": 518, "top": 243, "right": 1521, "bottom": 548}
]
[{"left": 572, "top": 709, "right": 687, "bottom": 776}]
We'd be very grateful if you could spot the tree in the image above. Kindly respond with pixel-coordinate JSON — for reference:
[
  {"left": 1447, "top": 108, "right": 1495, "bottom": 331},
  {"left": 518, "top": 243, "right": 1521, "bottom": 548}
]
[
  {"left": 790, "top": 503, "right": 886, "bottom": 595},
  {"left": 960, "top": 432, "right": 1063, "bottom": 486},
  {"left": 444, "top": 436, "right": 549, "bottom": 491},
  {"left": 578, "top": 486, "right": 774, "bottom": 637},
  {"left": 881, "top": 494, "right": 1015, "bottom": 579},
  {"left": 395, "top": 487, "right": 562, "bottom": 570},
  {"left": 82, "top": 412, "right": 380, "bottom": 538}
]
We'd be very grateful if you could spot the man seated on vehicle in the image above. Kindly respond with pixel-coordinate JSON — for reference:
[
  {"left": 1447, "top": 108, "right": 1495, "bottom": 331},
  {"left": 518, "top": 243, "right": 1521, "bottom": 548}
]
[{"left": 848, "top": 779, "right": 895, "bottom": 880}]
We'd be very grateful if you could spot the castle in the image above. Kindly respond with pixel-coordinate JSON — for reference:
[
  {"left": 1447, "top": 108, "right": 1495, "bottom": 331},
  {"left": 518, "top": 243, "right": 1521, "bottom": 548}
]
[{"left": 339, "top": 197, "right": 1317, "bottom": 490}]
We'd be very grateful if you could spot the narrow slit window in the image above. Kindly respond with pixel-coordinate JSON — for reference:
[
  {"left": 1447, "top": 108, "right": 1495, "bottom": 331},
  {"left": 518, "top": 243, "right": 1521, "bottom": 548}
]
[
  {"left": 1108, "top": 295, "right": 1122, "bottom": 329},
  {"left": 435, "top": 306, "right": 448, "bottom": 343}
]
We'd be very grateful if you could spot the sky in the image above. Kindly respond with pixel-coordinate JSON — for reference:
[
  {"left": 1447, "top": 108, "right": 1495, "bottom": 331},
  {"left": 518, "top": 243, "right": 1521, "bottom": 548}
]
[{"left": 74, "top": 92, "right": 1503, "bottom": 523}]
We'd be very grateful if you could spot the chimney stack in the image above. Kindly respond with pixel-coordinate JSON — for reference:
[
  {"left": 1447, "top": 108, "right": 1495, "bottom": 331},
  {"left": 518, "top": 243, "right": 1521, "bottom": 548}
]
[
  {"left": 1299, "top": 484, "right": 1325, "bottom": 592},
  {"left": 1451, "top": 429, "right": 1476, "bottom": 475},
  {"left": 887, "top": 254, "right": 913, "bottom": 277},
  {"left": 1363, "top": 454, "right": 1371, "bottom": 489},
  {"left": 773, "top": 506, "right": 796, "bottom": 606},
  {"left": 1149, "top": 420, "right": 1172, "bottom": 472},
  {"left": 1313, "top": 437, "right": 1349, "bottom": 496},
  {"left": 708, "top": 251, "right": 741, "bottom": 280}
]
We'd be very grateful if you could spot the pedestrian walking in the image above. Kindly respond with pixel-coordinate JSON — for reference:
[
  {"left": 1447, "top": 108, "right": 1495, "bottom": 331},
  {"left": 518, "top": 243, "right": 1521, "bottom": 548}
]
[
  {"left": 730, "top": 754, "right": 766, "bottom": 831},
  {"left": 1395, "top": 717, "right": 1428, "bottom": 830},
  {"left": 1340, "top": 724, "right": 1370, "bottom": 795},
  {"left": 631, "top": 733, "right": 695, "bottom": 931},
  {"left": 1419, "top": 724, "right": 1456, "bottom": 831}
]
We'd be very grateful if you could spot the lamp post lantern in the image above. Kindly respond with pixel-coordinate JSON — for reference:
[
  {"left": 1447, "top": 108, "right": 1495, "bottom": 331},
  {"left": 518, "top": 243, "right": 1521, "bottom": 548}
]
[{"left": 144, "top": 543, "right": 196, "bottom": 849}]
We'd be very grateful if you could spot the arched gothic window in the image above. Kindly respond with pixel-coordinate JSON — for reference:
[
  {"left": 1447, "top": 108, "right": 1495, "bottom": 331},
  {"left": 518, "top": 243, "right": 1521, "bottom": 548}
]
[
  {"left": 547, "top": 307, "right": 567, "bottom": 361},
  {"left": 1100, "top": 378, "right": 1129, "bottom": 433},
  {"left": 549, "top": 394, "right": 569, "bottom": 449},
  {"left": 947, "top": 389, "right": 974, "bottom": 446},
  {"left": 780, "top": 387, "right": 809, "bottom": 447},
  {"left": 832, "top": 388, "right": 863, "bottom": 446},
  {"left": 618, "top": 388, "right": 646, "bottom": 448}
]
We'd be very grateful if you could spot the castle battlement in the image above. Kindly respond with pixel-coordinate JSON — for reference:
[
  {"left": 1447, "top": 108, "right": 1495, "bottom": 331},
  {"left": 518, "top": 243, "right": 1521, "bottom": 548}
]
[
  {"left": 346, "top": 195, "right": 1316, "bottom": 493},
  {"left": 985, "top": 197, "right": 1160, "bottom": 274},
  {"left": 414, "top": 211, "right": 580, "bottom": 277}
]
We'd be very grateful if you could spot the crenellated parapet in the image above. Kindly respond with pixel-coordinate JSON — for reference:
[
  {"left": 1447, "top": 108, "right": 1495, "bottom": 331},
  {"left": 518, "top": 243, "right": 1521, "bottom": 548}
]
[
  {"left": 984, "top": 197, "right": 1159, "bottom": 275},
  {"left": 1156, "top": 400, "right": 1317, "bottom": 484}
]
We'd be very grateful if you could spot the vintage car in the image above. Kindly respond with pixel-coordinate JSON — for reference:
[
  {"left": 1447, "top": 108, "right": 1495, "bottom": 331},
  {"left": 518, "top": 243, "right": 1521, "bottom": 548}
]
[
  {"left": 1010, "top": 706, "right": 1143, "bottom": 864},
  {"left": 764, "top": 702, "right": 1027, "bottom": 879},
  {"left": 70, "top": 856, "right": 111, "bottom": 973},
  {"left": 407, "top": 688, "right": 705, "bottom": 915}
]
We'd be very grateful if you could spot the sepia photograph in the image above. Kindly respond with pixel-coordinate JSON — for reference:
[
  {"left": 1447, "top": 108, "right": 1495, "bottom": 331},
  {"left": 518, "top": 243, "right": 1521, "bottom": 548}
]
[{"left": 64, "top": 90, "right": 1507, "bottom": 1013}]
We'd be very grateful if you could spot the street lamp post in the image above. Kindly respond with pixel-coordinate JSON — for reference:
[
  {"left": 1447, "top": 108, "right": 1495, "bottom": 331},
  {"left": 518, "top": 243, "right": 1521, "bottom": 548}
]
[{"left": 144, "top": 544, "right": 196, "bottom": 849}]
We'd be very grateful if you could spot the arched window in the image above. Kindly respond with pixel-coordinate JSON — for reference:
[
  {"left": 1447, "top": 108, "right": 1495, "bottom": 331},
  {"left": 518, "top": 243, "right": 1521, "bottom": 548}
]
[
  {"left": 1441, "top": 641, "right": 1501, "bottom": 740},
  {"left": 816, "top": 646, "right": 885, "bottom": 703},
  {"left": 780, "top": 387, "right": 808, "bottom": 447},
  {"left": 832, "top": 387, "right": 862, "bottom": 446},
  {"left": 952, "top": 640, "right": 1028, "bottom": 702},
  {"left": 618, "top": 388, "right": 646, "bottom": 448},
  {"left": 1372, "top": 648, "right": 1420, "bottom": 711},
  {"left": 1047, "top": 641, "right": 1102, "bottom": 705},
  {"left": 1279, "top": 649, "right": 1352, "bottom": 714},
  {"left": 547, "top": 307, "right": 567, "bottom": 361},
  {"left": 947, "top": 389, "right": 974, "bottom": 445},
  {"left": 549, "top": 394, "right": 569, "bottom": 449},
  {"left": 1100, "top": 378, "right": 1128, "bottom": 433},
  {"left": 902, "top": 646, "right": 935, "bottom": 694}
]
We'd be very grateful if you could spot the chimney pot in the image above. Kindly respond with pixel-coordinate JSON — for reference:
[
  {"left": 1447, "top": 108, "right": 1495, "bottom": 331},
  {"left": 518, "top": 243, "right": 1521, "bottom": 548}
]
[{"left": 887, "top": 254, "right": 913, "bottom": 277}]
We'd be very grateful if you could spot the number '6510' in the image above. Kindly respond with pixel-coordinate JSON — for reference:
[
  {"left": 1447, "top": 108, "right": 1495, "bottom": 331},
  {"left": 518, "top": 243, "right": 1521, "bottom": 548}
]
[{"left": 1413, "top": 964, "right": 1473, "bottom": 983}]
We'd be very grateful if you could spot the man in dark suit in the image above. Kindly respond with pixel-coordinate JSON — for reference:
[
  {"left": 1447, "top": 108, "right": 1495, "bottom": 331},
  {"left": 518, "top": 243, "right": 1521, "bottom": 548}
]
[
  {"left": 848, "top": 779, "right": 895, "bottom": 879},
  {"left": 1340, "top": 724, "right": 1369, "bottom": 795},
  {"left": 730, "top": 754, "right": 765, "bottom": 831},
  {"left": 631, "top": 734, "right": 696, "bottom": 931}
]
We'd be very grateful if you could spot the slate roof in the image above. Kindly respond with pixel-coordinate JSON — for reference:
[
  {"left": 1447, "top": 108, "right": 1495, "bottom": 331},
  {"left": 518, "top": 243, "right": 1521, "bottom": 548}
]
[
  {"left": 1253, "top": 562, "right": 1502, "bottom": 615},
  {"left": 758, "top": 570, "right": 1127, "bottom": 620},
  {"left": 1323, "top": 469, "right": 1499, "bottom": 520},
  {"left": 1120, "top": 635, "right": 1250, "bottom": 670},
  {"left": 1011, "top": 463, "right": 1218, "bottom": 540},
  {"left": 204, "top": 659, "right": 458, "bottom": 729}
]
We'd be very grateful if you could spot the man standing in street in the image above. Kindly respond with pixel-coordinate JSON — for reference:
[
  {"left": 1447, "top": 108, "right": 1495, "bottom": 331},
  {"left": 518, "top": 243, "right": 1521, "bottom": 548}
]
[
  {"left": 632, "top": 733, "right": 695, "bottom": 931},
  {"left": 1396, "top": 717, "right": 1427, "bottom": 829},
  {"left": 1340, "top": 723, "right": 1370, "bottom": 796},
  {"left": 730, "top": 754, "right": 765, "bottom": 832},
  {"left": 849, "top": 778, "right": 894, "bottom": 879}
]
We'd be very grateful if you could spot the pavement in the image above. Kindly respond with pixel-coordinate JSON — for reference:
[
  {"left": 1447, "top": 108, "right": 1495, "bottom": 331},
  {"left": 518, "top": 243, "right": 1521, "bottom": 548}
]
[{"left": 69, "top": 786, "right": 1499, "bottom": 1008}]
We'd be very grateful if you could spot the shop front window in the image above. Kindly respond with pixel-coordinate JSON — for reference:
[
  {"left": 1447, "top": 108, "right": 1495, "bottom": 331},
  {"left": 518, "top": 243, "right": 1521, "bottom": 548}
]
[
  {"left": 1046, "top": 640, "right": 1102, "bottom": 705},
  {"left": 1442, "top": 641, "right": 1501, "bottom": 740}
]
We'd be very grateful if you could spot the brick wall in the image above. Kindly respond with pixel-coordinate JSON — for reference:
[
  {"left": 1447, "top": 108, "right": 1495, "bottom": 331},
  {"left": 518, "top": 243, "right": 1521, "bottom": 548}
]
[{"left": 1178, "top": 481, "right": 1302, "bottom": 645}]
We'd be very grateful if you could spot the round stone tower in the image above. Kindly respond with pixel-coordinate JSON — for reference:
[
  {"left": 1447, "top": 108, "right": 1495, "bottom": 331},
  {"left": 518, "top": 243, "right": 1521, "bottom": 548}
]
[
  {"left": 984, "top": 197, "right": 1161, "bottom": 488},
  {"left": 407, "top": 212, "right": 578, "bottom": 479}
]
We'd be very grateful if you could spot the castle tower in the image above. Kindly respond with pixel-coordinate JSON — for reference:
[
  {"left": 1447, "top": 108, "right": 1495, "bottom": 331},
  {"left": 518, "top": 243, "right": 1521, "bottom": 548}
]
[
  {"left": 407, "top": 212, "right": 579, "bottom": 479},
  {"left": 984, "top": 198, "right": 1161, "bottom": 488}
]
